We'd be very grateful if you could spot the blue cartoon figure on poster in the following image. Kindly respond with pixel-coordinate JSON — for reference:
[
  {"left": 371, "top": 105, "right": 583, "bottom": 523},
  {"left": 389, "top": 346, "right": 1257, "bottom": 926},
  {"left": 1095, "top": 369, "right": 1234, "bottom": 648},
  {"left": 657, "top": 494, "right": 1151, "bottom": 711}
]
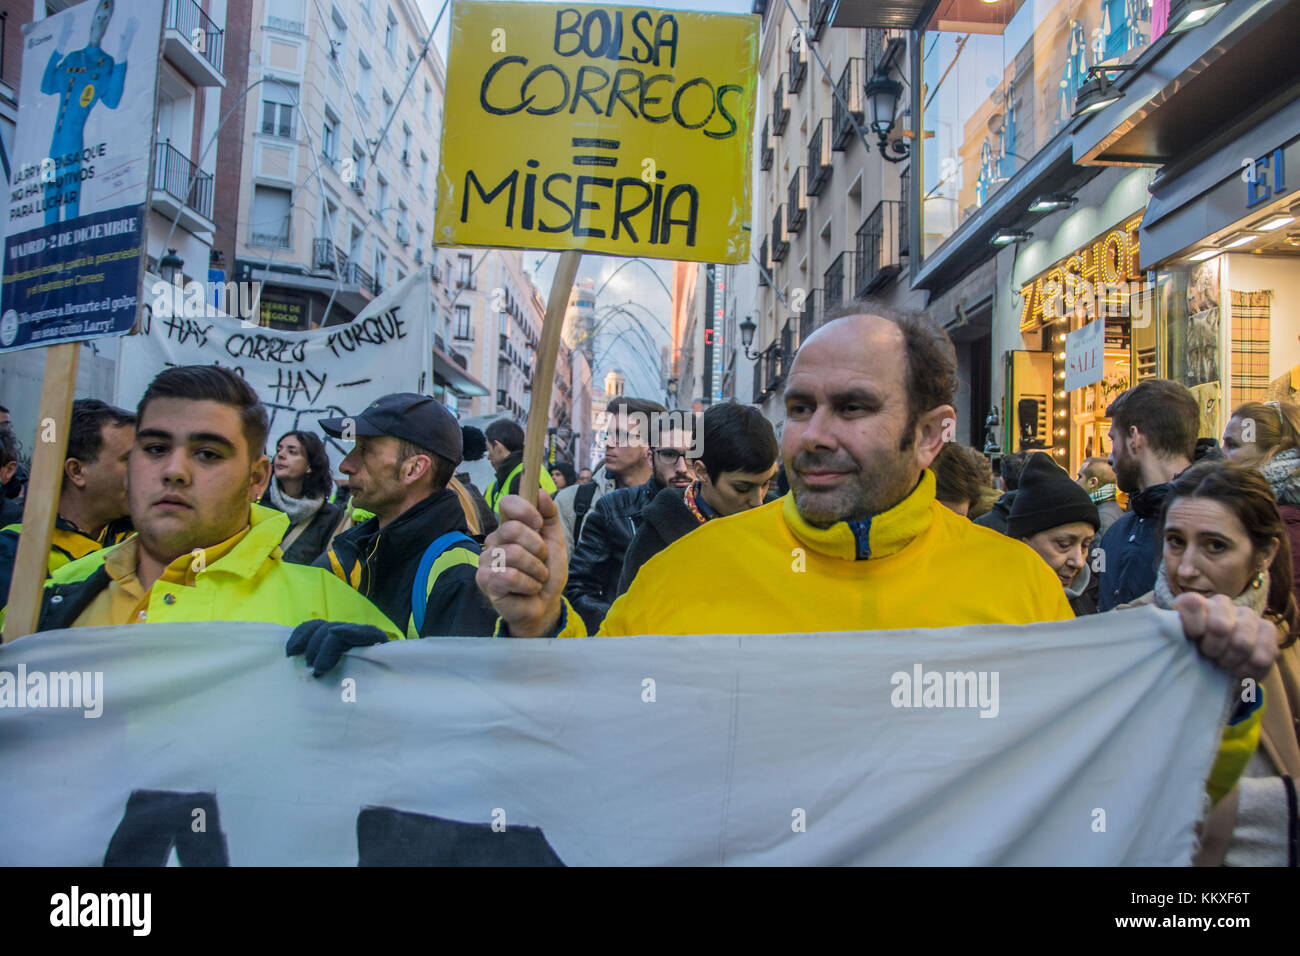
[{"left": 40, "top": 0, "right": 139, "bottom": 225}]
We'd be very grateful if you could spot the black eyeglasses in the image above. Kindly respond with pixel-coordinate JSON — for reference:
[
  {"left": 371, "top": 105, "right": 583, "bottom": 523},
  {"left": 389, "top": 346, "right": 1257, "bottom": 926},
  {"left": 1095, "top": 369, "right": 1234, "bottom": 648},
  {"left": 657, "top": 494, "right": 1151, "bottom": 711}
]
[{"left": 654, "top": 448, "right": 689, "bottom": 464}]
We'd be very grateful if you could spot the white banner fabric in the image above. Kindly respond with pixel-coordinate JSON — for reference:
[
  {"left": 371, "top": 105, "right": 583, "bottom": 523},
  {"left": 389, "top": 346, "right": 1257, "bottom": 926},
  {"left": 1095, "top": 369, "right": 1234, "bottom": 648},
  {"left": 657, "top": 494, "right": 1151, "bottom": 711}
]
[{"left": 0, "top": 607, "right": 1230, "bottom": 865}]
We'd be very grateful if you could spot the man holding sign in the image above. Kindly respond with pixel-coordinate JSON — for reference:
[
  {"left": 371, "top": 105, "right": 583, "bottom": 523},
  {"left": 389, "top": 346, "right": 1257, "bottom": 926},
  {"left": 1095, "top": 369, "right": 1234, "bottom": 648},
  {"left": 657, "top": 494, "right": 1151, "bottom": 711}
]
[{"left": 478, "top": 304, "right": 1277, "bottom": 803}]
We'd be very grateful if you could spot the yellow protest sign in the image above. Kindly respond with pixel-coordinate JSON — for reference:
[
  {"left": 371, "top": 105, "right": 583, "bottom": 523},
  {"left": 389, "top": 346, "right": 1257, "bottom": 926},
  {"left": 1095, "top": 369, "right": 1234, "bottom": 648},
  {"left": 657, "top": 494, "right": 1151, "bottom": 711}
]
[{"left": 434, "top": 1, "right": 758, "bottom": 264}]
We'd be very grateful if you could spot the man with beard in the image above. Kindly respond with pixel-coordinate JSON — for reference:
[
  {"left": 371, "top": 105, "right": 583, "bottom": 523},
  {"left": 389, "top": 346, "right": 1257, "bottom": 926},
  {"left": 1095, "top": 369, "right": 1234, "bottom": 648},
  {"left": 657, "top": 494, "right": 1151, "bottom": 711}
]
[
  {"left": 1096, "top": 380, "right": 1198, "bottom": 611},
  {"left": 564, "top": 415, "right": 694, "bottom": 632},
  {"left": 481, "top": 305, "right": 1074, "bottom": 637},
  {"left": 476, "top": 303, "right": 1278, "bottom": 691}
]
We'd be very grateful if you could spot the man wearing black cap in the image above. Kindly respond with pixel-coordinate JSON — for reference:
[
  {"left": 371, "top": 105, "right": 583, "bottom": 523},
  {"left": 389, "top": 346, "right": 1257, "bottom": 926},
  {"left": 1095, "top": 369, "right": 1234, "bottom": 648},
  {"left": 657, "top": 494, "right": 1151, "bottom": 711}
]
[{"left": 316, "top": 393, "right": 496, "bottom": 638}]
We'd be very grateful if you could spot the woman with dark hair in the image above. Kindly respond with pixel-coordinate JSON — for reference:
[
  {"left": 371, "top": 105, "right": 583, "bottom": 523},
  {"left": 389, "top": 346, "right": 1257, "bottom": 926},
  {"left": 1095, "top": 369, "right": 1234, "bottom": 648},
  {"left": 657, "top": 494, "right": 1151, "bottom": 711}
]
[
  {"left": 1119, "top": 461, "right": 1298, "bottom": 866},
  {"left": 259, "top": 430, "right": 344, "bottom": 565},
  {"left": 550, "top": 462, "right": 577, "bottom": 491},
  {"left": 1223, "top": 400, "right": 1300, "bottom": 604}
]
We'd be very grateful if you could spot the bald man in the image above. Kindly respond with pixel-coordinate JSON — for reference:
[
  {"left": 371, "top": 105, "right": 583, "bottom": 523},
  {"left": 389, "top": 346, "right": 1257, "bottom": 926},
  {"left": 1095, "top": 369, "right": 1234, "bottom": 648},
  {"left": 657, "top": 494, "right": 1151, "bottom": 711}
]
[
  {"left": 478, "top": 301, "right": 1277, "bottom": 687},
  {"left": 1076, "top": 456, "right": 1123, "bottom": 536}
]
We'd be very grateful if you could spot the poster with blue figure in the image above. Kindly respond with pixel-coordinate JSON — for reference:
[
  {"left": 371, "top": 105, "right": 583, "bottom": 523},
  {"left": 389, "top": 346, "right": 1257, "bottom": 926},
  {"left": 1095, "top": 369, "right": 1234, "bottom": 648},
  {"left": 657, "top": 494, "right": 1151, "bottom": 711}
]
[
  {"left": 2, "top": 0, "right": 164, "bottom": 353},
  {"left": 40, "top": 0, "right": 136, "bottom": 225}
]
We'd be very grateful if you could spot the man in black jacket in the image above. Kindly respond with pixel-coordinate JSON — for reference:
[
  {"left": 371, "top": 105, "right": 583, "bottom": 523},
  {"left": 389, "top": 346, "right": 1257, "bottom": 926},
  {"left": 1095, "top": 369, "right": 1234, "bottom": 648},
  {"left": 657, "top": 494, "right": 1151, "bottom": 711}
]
[
  {"left": 973, "top": 450, "right": 1028, "bottom": 533},
  {"left": 1095, "top": 379, "right": 1197, "bottom": 611},
  {"left": 617, "top": 402, "right": 778, "bottom": 595},
  {"left": 564, "top": 414, "right": 694, "bottom": 632},
  {"left": 316, "top": 394, "right": 496, "bottom": 638}
]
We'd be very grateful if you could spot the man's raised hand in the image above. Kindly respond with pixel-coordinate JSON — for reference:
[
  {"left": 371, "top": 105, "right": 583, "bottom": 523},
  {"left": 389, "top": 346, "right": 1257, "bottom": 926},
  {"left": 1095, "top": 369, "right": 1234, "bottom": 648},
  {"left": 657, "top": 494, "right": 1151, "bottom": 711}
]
[{"left": 475, "top": 491, "right": 567, "bottom": 638}]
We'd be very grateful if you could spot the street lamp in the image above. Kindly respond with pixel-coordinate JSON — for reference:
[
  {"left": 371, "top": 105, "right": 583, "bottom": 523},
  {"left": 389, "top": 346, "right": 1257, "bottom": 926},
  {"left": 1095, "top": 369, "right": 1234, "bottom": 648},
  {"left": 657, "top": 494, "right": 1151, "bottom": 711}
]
[
  {"left": 864, "top": 70, "right": 909, "bottom": 163},
  {"left": 159, "top": 248, "right": 184, "bottom": 285},
  {"left": 739, "top": 315, "right": 761, "bottom": 360}
]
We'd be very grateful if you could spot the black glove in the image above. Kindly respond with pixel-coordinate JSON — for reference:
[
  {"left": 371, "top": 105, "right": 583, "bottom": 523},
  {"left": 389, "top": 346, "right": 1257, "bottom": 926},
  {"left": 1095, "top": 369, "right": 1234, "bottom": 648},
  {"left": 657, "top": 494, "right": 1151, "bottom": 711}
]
[{"left": 285, "top": 619, "right": 389, "bottom": 677}]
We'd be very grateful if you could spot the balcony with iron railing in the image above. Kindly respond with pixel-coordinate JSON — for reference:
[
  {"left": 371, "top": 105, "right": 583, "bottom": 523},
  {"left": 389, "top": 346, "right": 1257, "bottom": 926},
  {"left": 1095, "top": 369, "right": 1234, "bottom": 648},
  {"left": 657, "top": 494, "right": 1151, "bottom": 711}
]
[
  {"left": 808, "top": 120, "right": 832, "bottom": 197},
  {"left": 163, "top": 0, "right": 225, "bottom": 86},
  {"left": 773, "top": 74, "right": 789, "bottom": 135},
  {"left": 855, "top": 200, "right": 903, "bottom": 297},
  {"left": 153, "top": 141, "right": 214, "bottom": 231},
  {"left": 824, "top": 252, "right": 853, "bottom": 310},
  {"left": 797, "top": 289, "right": 822, "bottom": 346},
  {"left": 771, "top": 205, "right": 789, "bottom": 262},
  {"left": 788, "top": 33, "right": 807, "bottom": 93},
  {"left": 787, "top": 168, "right": 808, "bottom": 234},
  {"left": 760, "top": 117, "right": 773, "bottom": 171},
  {"left": 758, "top": 237, "right": 770, "bottom": 286},
  {"left": 833, "top": 59, "right": 865, "bottom": 151},
  {"left": 810, "top": 0, "right": 831, "bottom": 40}
]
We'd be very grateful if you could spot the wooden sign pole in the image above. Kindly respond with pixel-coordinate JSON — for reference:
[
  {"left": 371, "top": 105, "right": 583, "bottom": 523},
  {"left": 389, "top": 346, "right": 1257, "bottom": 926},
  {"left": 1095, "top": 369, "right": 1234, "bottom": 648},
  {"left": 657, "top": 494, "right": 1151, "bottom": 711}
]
[
  {"left": 2, "top": 342, "right": 80, "bottom": 642},
  {"left": 519, "top": 249, "right": 582, "bottom": 508}
]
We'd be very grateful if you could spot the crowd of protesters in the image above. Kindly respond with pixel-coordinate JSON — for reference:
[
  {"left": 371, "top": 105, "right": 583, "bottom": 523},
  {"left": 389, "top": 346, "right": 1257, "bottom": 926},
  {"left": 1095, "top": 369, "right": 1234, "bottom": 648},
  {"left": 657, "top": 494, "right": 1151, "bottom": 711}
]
[{"left": 0, "top": 298, "right": 1297, "bottom": 864}]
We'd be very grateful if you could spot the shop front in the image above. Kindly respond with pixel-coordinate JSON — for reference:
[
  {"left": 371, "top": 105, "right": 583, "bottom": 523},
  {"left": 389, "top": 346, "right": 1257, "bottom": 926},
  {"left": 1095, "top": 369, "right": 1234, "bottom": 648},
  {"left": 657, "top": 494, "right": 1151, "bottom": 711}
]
[
  {"left": 1138, "top": 106, "right": 1300, "bottom": 438},
  {"left": 1008, "top": 210, "right": 1153, "bottom": 474}
]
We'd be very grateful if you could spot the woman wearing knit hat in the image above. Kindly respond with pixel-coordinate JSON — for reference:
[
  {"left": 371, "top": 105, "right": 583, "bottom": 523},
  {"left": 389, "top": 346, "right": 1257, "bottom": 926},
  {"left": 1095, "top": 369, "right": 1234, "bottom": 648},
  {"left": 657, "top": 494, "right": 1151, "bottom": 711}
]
[{"left": 1006, "top": 452, "right": 1101, "bottom": 615}]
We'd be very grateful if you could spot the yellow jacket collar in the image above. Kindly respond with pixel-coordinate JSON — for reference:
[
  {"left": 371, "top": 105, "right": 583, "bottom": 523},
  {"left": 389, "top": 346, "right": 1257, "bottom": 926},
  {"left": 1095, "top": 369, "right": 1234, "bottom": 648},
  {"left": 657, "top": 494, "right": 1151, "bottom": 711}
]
[
  {"left": 105, "top": 503, "right": 289, "bottom": 583},
  {"left": 782, "top": 469, "right": 936, "bottom": 561}
]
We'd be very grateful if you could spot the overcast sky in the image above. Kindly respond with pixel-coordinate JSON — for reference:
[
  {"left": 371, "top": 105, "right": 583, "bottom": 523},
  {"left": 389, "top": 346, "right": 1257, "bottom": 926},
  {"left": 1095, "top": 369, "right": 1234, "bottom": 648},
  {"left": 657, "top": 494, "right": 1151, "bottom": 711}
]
[{"left": 415, "top": 0, "right": 757, "bottom": 401}]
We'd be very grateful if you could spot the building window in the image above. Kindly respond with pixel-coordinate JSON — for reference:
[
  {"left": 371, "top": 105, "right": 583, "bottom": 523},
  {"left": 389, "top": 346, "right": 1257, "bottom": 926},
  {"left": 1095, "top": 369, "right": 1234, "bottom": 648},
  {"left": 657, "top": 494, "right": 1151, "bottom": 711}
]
[
  {"left": 356, "top": 52, "right": 372, "bottom": 110},
  {"left": 251, "top": 185, "right": 292, "bottom": 248},
  {"left": 423, "top": 81, "right": 433, "bottom": 123},
  {"left": 455, "top": 305, "right": 472, "bottom": 340},
  {"left": 375, "top": 173, "right": 388, "bottom": 216},
  {"left": 261, "top": 82, "right": 298, "bottom": 138},
  {"left": 456, "top": 254, "right": 473, "bottom": 288},
  {"left": 350, "top": 141, "right": 366, "bottom": 188},
  {"left": 385, "top": 9, "right": 398, "bottom": 57},
  {"left": 330, "top": 4, "right": 348, "bottom": 61},
  {"left": 267, "top": 0, "right": 306, "bottom": 33},
  {"left": 419, "top": 152, "right": 429, "bottom": 191},
  {"left": 401, "top": 126, "right": 412, "bottom": 167},
  {"left": 382, "top": 88, "right": 394, "bottom": 128},
  {"left": 374, "top": 248, "right": 387, "bottom": 289},
  {"left": 920, "top": 2, "right": 1156, "bottom": 262},
  {"left": 322, "top": 110, "right": 339, "bottom": 163}
]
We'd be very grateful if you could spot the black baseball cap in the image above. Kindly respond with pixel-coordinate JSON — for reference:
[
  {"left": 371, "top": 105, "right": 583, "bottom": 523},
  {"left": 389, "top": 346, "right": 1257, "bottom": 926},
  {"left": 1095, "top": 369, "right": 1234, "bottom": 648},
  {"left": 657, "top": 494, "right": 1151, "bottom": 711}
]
[{"left": 319, "top": 393, "right": 463, "bottom": 463}]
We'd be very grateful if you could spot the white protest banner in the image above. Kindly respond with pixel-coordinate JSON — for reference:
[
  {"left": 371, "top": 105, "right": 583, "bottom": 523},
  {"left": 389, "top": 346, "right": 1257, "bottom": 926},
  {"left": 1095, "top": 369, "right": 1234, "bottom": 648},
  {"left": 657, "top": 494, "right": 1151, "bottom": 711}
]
[
  {"left": 1065, "top": 318, "right": 1105, "bottom": 392},
  {"left": 0, "top": 608, "right": 1230, "bottom": 865},
  {"left": 1, "top": 0, "right": 166, "bottom": 352},
  {"left": 115, "top": 269, "right": 432, "bottom": 469}
]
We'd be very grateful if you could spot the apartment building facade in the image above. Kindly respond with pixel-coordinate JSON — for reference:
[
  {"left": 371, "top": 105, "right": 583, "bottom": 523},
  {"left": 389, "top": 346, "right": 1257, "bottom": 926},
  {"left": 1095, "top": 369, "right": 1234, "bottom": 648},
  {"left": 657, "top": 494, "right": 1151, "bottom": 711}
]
[{"left": 748, "top": 0, "right": 917, "bottom": 431}]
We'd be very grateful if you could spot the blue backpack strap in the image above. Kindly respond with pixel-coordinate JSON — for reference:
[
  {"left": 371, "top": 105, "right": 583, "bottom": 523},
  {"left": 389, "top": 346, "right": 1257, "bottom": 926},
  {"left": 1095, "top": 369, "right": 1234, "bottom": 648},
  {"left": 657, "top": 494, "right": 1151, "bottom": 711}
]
[{"left": 411, "top": 531, "right": 477, "bottom": 636}]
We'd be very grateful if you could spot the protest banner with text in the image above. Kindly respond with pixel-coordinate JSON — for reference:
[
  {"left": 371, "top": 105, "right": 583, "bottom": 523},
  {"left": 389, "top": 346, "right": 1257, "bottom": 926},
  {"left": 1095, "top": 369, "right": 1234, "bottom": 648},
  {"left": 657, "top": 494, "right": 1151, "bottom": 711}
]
[
  {"left": 434, "top": 2, "right": 758, "bottom": 263},
  {"left": 116, "top": 269, "right": 432, "bottom": 470}
]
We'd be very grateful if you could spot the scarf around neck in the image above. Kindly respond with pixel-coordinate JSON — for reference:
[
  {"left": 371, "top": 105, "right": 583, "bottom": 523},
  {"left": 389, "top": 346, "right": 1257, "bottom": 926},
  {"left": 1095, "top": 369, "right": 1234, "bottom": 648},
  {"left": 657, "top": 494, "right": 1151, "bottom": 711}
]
[
  {"left": 782, "top": 469, "right": 936, "bottom": 562},
  {"left": 268, "top": 477, "right": 325, "bottom": 527},
  {"left": 1260, "top": 448, "right": 1300, "bottom": 506},
  {"left": 1152, "top": 562, "right": 1270, "bottom": 616}
]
